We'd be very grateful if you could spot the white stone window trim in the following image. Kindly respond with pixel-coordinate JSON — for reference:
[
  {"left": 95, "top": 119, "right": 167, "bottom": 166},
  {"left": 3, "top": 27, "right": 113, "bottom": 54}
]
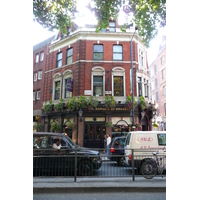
[
  {"left": 62, "top": 69, "right": 73, "bottom": 99},
  {"left": 112, "top": 67, "right": 126, "bottom": 101},
  {"left": 34, "top": 72, "right": 37, "bottom": 82},
  {"left": 37, "top": 90, "right": 41, "bottom": 100},
  {"left": 91, "top": 66, "right": 105, "bottom": 99},
  {"left": 52, "top": 73, "right": 62, "bottom": 101},
  {"left": 38, "top": 71, "right": 42, "bottom": 80}
]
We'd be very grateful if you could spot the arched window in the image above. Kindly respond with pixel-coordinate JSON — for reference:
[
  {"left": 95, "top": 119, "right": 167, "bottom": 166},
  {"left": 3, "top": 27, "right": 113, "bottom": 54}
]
[
  {"left": 91, "top": 67, "right": 105, "bottom": 97},
  {"left": 52, "top": 73, "right": 62, "bottom": 101},
  {"left": 62, "top": 70, "right": 73, "bottom": 99},
  {"left": 112, "top": 67, "right": 126, "bottom": 99}
]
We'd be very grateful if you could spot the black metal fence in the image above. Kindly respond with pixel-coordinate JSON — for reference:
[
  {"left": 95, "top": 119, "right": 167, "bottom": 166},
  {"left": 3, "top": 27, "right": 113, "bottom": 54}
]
[{"left": 33, "top": 148, "right": 166, "bottom": 181}]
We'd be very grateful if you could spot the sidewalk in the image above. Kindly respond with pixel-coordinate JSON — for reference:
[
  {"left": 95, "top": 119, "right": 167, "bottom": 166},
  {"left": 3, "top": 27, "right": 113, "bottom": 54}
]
[{"left": 33, "top": 177, "right": 166, "bottom": 193}]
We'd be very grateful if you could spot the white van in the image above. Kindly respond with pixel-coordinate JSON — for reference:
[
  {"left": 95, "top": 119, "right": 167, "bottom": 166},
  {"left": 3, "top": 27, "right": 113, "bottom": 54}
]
[{"left": 124, "top": 131, "right": 166, "bottom": 171}]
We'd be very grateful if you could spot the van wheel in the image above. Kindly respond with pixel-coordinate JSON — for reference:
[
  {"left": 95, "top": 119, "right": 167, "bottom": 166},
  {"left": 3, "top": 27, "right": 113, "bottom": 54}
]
[
  {"left": 141, "top": 160, "right": 157, "bottom": 179},
  {"left": 78, "top": 160, "right": 93, "bottom": 176}
]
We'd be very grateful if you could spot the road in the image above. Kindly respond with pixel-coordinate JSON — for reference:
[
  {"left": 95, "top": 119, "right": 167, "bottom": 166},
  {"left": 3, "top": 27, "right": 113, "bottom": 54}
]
[{"left": 33, "top": 191, "right": 166, "bottom": 200}]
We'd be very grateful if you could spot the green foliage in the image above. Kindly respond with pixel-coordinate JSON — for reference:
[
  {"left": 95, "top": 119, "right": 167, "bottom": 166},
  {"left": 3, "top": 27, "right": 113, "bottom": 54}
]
[
  {"left": 105, "top": 121, "right": 112, "bottom": 127},
  {"left": 125, "top": 95, "right": 136, "bottom": 110},
  {"left": 68, "top": 96, "right": 76, "bottom": 111},
  {"left": 33, "top": 0, "right": 76, "bottom": 34},
  {"left": 139, "top": 96, "right": 147, "bottom": 110},
  {"left": 76, "top": 95, "right": 87, "bottom": 110},
  {"left": 153, "top": 122, "right": 159, "bottom": 128},
  {"left": 66, "top": 121, "right": 75, "bottom": 129},
  {"left": 88, "top": 0, "right": 166, "bottom": 47},
  {"left": 51, "top": 122, "right": 61, "bottom": 132},
  {"left": 54, "top": 98, "right": 64, "bottom": 112},
  {"left": 35, "top": 123, "right": 43, "bottom": 131},
  {"left": 87, "top": 96, "right": 99, "bottom": 112},
  {"left": 105, "top": 95, "right": 116, "bottom": 109}
]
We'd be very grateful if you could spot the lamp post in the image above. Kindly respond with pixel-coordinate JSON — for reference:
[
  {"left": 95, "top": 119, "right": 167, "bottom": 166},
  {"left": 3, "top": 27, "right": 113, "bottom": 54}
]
[{"left": 130, "top": 25, "right": 138, "bottom": 131}]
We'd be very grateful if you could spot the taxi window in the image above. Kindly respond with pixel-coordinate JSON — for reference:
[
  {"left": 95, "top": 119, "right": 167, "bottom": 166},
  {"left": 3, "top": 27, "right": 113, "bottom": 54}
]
[
  {"left": 157, "top": 134, "right": 166, "bottom": 146},
  {"left": 33, "top": 136, "right": 49, "bottom": 149}
]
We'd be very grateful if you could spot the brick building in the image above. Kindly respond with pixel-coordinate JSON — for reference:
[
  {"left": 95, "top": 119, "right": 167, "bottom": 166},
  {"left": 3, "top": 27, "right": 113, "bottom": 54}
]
[
  {"left": 33, "top": 20, "right": 153, "bottom": 147},
  {"left": 149, "top": 36, "right": 166, "bottom": 130}
]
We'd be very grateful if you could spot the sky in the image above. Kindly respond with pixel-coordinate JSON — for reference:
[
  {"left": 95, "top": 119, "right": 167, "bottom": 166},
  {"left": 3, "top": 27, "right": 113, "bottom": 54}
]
[{"left": 33, "top": 0, "right": 166, "bottom": 65}]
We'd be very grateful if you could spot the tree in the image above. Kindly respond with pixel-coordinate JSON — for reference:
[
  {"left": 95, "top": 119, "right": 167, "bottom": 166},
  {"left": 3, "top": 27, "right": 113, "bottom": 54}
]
[
  {"left": 33, "top": 0, "right": 77, "bottom": 34},
  {"left": 33, "top": 0, "right": 166, "bottom": 47},
  {"left": 87, "top": 0, "right": 166, "bottom": 47}
]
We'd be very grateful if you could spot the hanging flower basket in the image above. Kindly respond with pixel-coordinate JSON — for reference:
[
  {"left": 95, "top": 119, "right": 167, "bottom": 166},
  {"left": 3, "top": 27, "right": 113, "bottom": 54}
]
[
  {"left": 105, "top": 121, "right": 112, "bottom": 128},
  {"left": 66, "top": 121, "right": 75, "bottom": 129}
]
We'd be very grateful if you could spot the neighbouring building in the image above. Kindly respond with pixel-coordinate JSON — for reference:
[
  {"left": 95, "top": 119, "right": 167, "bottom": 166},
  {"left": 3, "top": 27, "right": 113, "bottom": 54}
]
[
  {"left": 149, "top": 36, "right": 166, "bottom": 130},
  {"left": 33, "top": 19, "right": 155, "bottom": 148}
]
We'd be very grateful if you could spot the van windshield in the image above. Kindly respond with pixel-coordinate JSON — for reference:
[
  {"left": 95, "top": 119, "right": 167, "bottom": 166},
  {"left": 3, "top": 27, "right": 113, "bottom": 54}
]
[
  {"left": 125, "top": 133, "right": 131, "bottom": 146},
  {"left": 158, "top": 134, "right": 166, "bottom": 146}
]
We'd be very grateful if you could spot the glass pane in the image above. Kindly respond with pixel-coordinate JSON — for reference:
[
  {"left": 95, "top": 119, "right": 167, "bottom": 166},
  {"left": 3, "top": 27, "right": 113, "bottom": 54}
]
[
  {"left": 109, "top": 22, "right": 115, "bottom": 27},
  {"left": 113, "top": 45, "right": 122, "bottom": 53},
  {"left": 96, "top": 125, "right": 101, "bottom": 141},
  {"left": 93, "top": 86, "right": 103, "bottom": 96},
  {"left": 57, "top": 52, "right": 62, "bottom": 60},
  {"left": 93, "top": 52, "right": 103, "bottom": 60},
  {"left": 109, "top": 27, "right": 116, "bottom": 32},
  {"left": 40, "top": 52, "right": 44, "bottom": 61},
  {"left": 89, "top": 125, "right": 94, "bottom": 141},
  {"left": 114, "top": 76, "right": 124, "bottom": 96},
  {"left": 67, "top": 48, "right": 73, "bottom": 56},
  {"left": 67, "top": 56, "right": 73, "bottom": 64},
  {"left": 158, "top": 134, "right": 166, "bottom": 145},
  {"left": 57, "top": 60, "right": 62, "bottom": 68},
  {"left": 94, "top": 45, "right": 103, "bottom": 52},
  {"left": 84, "top": 125, "right": 88, "bottom": 141},
  {"left": 113, "top": 53, "right": 122, "bottom": 60}
]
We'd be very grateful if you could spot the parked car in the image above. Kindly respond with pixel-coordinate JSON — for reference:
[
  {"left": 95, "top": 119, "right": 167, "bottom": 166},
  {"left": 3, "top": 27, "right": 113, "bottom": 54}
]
[
  {"left": 33, "top": 132, "right": 102, "bottom": 176},
  {"left": 108, "top": 136, "right": 126, "bottom": 166}
]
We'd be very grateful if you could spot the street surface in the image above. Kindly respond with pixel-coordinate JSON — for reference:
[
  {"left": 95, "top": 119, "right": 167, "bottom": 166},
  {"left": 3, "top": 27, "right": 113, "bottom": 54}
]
[{"left": 33, "top": 191, "right": 166, "bottom": 200}]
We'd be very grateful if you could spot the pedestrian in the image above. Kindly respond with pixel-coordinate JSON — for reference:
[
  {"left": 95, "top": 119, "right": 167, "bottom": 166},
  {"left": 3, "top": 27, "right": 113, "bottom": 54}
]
[
  {"left": 106, "top": 133, "right": 111, "bottom": 155},
  {"left": 103, "top": 134, "right": 107, "bottom": 153}
]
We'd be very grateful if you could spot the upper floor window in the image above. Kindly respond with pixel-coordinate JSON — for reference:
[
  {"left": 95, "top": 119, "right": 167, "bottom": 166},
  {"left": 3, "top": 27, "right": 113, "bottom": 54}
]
[
  {"left": 34, "top": 73, "right": 37, "bottom": 82},
  {"left": 144, "top": 80, "right": 148, "bottom": 98},
  {"left": 154, "top": 65, "right": 157, "bottom": 75},
  {"left": 35, "top": 54, "right": 39, "bottom": 63},
  {"left": 56, "top": 52, "right": 62, "bottom": 68},
  {"left": 139, "top": 50, "right": 144, "bottom": 67},
  {"left": 112, "top": 67, "right": 125, "bottom": 98},
  {"left": 40, "top": 52, "right": 44, "bottom": 61},
  {"left": 114, "top": 76, "right": 124, "bottom": 96},
  {"left": 37, "top": 90, "right": 41, "bottom": 100},
  {"left": 113, "top": 45, "right": 123, "bottom": 61},
  {"left": 93, "top": 76, "right": 103, "bottom": 96},
  {"left": 66, "top": 48, "right": 73, "bottom": 65},
  {"left": 62, "top": 70, "right": 73, "bottom": 99},
  {"left": 156, "top": 91, "right": 159, "bottom": 102},
  {"left": 33, "top": 91, "right": 35, "bottom": 101},
  {"left": 150, "top": 68, "right": 154, "bottom": 77},
  {"left": 151, "top": 81, "right": 155, "bottom": 91},
  {"left": 161, "top": 55, "right": 165, "bottom": 65},
  {"left": 93, "top": 45, "right": 103, "bottom": 60},
  {"left": 155, "top": 78, "right": 158, "bottom": 87},
  {"left": 109, "top": 21, "right": 116, "bottom": 32},
  {"left": 138, "top": 77, "right": 142, "bottom": 97},
  {"left": 54, "top": 81, "right": 61, "bottom": 100},
  {"left": 92, "top": 67, "right": 105, "bottom": 97},
  {"left": 163, "top": 85, "right": 166, "bottom": 96},
  {"left": 162, "top": 69, "right": 166, "bottom": 80},
  {"left": 38, "top": 71, "right": 42, "bottom": 80}
]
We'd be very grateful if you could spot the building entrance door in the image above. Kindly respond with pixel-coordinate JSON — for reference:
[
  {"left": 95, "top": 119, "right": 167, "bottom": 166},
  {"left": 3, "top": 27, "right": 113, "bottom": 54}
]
[{"left": 84, "top": 123, "right": 106, "bottom": 148}]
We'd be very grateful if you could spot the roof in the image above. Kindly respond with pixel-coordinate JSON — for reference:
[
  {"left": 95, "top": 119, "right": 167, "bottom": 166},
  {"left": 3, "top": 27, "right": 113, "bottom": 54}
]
[
  {"left": 33, "top": 132, "right": 63, "bottom": 136},
  {"left": 33, "top": 32, "right": 59, "bottom": 51}
]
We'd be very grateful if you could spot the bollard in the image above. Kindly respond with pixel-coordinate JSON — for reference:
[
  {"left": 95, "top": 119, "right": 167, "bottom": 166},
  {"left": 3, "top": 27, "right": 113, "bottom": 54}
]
[
  {"left": 74, "top": 148, "right": 77, "bottom": 182},
  {"left": 132, "top": 149, "right": 135, "bottom": 181}
]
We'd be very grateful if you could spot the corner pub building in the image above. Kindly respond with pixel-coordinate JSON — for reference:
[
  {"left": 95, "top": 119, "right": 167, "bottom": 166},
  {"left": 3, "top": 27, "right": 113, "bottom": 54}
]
[{"left": 33, "top": 20, "right": 154, "bottom": 148}]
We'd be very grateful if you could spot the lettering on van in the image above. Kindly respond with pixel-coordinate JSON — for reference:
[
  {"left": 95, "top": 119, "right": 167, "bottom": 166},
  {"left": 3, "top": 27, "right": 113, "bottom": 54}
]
[
  {"left": 137, "top": 137, "right": 153, "bottom": 142},
  {"left": 140, "top": 146, "right": 151, "bottom": 149}
]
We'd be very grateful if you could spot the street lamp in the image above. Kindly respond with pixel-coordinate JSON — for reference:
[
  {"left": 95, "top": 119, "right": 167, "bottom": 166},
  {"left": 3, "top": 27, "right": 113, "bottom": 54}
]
[{"left": 78, "top": 108, "right": 83, "bottom": 122}]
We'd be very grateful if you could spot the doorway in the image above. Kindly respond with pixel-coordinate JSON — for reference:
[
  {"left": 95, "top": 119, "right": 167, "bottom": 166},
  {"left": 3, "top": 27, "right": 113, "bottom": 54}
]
[{"left": 84, "top": 123, "right": 106, "bottom": 148}]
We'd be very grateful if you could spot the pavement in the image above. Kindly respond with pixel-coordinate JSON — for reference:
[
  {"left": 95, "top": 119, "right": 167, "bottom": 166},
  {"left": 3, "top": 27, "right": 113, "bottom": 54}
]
[{"left": 33, "top": 176, "right": 166, "bottom": 193}]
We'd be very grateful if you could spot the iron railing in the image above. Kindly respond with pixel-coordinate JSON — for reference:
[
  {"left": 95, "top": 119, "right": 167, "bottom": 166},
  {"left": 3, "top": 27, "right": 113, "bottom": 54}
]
[{"left": 33, "top": 148, "right": 166, "bottom": 181}]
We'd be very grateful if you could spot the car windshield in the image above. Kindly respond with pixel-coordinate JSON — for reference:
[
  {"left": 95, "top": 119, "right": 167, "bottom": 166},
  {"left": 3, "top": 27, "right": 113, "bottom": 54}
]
[{"left": 63, "top": 134, "right": 79, "bottom": 148}]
